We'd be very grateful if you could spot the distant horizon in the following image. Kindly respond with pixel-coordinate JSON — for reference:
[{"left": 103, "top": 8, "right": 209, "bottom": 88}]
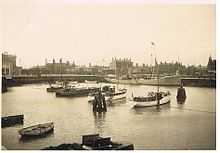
[
  {"left": 2, "top": 2, "right": 215, "bottom": 68},
  {"left": 6, "top": 52, "right": 214, "bottom": 68}
]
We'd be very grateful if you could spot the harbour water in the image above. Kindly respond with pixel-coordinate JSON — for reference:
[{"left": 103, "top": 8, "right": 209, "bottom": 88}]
[{"left": 2, "top": 83, "right": 216, "bottom": 150}]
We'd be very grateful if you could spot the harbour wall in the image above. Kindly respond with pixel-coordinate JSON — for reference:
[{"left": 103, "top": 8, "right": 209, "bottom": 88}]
[
  {"left": 106, "top": 76, "right": 216, "bottom": 88},
  {"left": 181, "top": 78, "right": 216, "bottom": 88},
  {"left": 2, "top": 75, "right": 109, "bottom": 88}
]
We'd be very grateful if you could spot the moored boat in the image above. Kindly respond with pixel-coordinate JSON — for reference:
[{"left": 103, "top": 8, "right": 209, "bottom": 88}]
[
  {"left": 56, "top": 86, "right": 100, "bottom": 97},
  {"left": 105, "top": 88, "right": 127, "bottom": 104},
  {"left": 43, "top": 134, "right": 134, "bottom": 150},
  {"left": 47, "top": 81, "right": 64, "bottom": 92},
  {"left": 88, "top": 85, "right": 113, "bottom": 102},
  {"left": 18, "top": 122, "right": 54, "bottom": 137},
  {"left": 132, "top": 42, "right": 171, "bottom": 108},
  {"left": 132, "top": 91, "right": 171, "bottom": 107}
]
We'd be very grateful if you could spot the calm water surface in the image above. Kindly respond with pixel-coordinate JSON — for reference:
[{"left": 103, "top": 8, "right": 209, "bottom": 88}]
[{"left": 2, "top": 83, "right": 216, "bottom": 150}]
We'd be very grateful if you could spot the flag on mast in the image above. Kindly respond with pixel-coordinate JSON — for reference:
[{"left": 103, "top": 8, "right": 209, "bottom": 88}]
[{"left": 151, "top": 42, "right": 155, "bottom": 46}]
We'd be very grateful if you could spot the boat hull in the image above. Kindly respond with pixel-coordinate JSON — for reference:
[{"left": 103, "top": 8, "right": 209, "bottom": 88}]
[
  {"left": 47, "top": 87, "right": 63, "bottom": 92},
  {"left": 19, "top": 122, "right": 54, "bottom": 138},
  {"left": 56, "top": 88, "right": 100, "bottom": 97},
  {"left": 88, "top": 95, "right": 95, "bottom": 102},
  {"left": 105, "top": 92, "right": 127, "bottom": 104},
  {"left": 133, "top": 96, "right": 171, "bottom": 107}
]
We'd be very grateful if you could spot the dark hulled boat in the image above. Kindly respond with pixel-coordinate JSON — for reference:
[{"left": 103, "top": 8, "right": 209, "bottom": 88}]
[
  {"left": 43, "top": 134, "right": 134, "bottom": 150},
  {"left": 2, "top": 114, "right": 24, "bottom": 128},
  {"left": 56, "top": 86, "right": 100, "bottom": 97}
]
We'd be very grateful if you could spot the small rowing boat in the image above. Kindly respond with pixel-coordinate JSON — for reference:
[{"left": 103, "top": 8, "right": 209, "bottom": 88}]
[{"left": 18, "top": 122, "right": 54, "bottom": 137}]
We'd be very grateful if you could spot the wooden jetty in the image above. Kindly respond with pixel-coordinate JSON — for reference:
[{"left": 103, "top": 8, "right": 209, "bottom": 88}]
[
  {"left": 43, "top": 134, "right": 134, "bottom": 150},
  {"left": 1, "top": 114, "right": 24, "bottom": 128}
]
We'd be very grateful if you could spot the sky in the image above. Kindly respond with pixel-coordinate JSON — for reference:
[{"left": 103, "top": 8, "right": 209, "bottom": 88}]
[{"left": 1, "top": 0, "right": 216, "bottom": 68}]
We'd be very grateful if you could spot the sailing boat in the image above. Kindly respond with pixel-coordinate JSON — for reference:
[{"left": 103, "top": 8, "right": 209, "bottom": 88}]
[{"left": 132, "top": 43, "right": 171, "bottom": 107}]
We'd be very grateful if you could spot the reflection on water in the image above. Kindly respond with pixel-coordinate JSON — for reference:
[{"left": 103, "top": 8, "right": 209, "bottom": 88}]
[
  {"left": 19, "top": 132, "right": 54, "bottom": 143},
  {"left": 131, "top": 103, "right": 171, "bottom": 115},
  {"left": 93, "top": 112, "right": 106, "bottom": 134},
  {"left": 2, "top": 83, "right": 216, "bottom": 150}
]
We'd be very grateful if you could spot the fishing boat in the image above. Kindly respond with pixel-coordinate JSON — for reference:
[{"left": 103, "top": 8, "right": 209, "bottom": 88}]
[
  {"left": 104, "top": 58, "right": 128, "bottom": 104},
  {"left": 105, "top": 88, "right": 127, "bottom": 104},
  {"left": 46, "top": 81, "right": 64, "bottom": 92},
  {"left": 132, "top": 42, "right": 171, "bottom": 107},
  {"left": 133, "top": 91, "right": 170, "bottom": 107},
  {"left": 43, "top": 134, "right": 134, "bottom": 150},
  {"left": 18, "top": 122, "right": 54, "bottom": 137},
  {"left": 88, "top": 85, "right": 114, "bottom": 102},
  {"left": 88, "top": 86, "right": 127, "bottom": 104},
  {"left": 56, "top": 86, "right": 100, "bottom": 97}
]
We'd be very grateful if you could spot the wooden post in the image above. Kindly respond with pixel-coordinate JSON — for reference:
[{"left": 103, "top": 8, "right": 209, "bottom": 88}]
[
  {"left": 102, "top": 94, "right": 107, "bottom": 112},
  {"left": 93, "top": 93, "right": 107, "bottom": 113}
]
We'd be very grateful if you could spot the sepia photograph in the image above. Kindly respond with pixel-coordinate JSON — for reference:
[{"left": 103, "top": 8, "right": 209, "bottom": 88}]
[{"left": 1, "top": 0, "right": 216, "bottom": 150}]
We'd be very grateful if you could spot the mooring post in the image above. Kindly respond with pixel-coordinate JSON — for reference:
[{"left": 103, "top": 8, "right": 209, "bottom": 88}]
[
  {"left": 157, "top": 92, "right": 160, "bottom": 107},
  {"left": 93, "top": 92, "right": 107, "bottom": 113},
  {"left": 102, "top": 94, "right": 107, "bottom": 112},
  {"left": 93, "top": 96, "right": 98, "bottom": 112}
]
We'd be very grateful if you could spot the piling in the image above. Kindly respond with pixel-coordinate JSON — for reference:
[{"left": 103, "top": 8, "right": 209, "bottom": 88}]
[
  {"left": 176, "top": 84, "right": 186, "bottom": 103},
  {"left": 156, "top": 92, "right": 160, "bottom": 107},
  {"left": 93, "top": 92, "right": 107, "bottom": 112}
]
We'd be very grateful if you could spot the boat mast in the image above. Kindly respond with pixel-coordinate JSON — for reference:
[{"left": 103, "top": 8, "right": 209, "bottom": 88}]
[
  {"left": 115, "top": 58, "right": 119, "bottom": 89},
  {"left": 151, "top": 42, "right": 160, "bottom": 106},
  {"left": 156, "top": 57, "right": 159, "bottom": 93}
]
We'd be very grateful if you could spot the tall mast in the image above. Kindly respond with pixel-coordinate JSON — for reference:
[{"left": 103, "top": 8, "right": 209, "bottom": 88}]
[
  {"left": 115, "top": 58, "right": 119, "bottom": 89},
  {"left": 156, "top": 57, "right": 159, "bottom": 93}
]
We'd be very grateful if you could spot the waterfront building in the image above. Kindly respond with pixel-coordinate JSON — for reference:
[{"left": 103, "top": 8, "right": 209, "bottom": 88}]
[
  {"left": 2, "top": 52, "right": 22, "bottom": 77},
  {"left": 207, "top": 56, "right": 216, "bottom": 73},
  {"left": 45, "top": 58, "right": 76, "bottom": 74},
  {"left": 207, "top": 56, "right": 216, "bottom": 79},
  {"left": 109, "top": 57, "right": 133, "bottom": 78}
]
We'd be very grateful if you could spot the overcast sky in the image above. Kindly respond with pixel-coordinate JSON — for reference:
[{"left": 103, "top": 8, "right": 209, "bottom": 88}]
[{"left": 1, "top": 0, "right": 215, "bottom": 68}]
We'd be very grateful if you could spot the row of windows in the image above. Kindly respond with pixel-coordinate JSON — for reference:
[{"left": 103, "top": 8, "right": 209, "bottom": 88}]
[{"left": 2, "top": 68, "right": 10, "bottom": 75}]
